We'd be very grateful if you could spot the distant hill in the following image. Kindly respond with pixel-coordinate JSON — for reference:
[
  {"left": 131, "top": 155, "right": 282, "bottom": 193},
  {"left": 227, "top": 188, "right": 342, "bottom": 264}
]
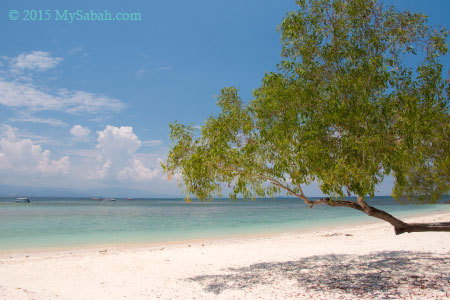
[{"left": 0, "top": 184, "right": 179, "bottom": 198}]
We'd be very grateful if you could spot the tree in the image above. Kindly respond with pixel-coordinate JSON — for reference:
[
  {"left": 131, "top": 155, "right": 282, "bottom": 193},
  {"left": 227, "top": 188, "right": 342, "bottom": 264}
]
[{"left": 163, "top": 0, "right": 450, "bottom": 235}]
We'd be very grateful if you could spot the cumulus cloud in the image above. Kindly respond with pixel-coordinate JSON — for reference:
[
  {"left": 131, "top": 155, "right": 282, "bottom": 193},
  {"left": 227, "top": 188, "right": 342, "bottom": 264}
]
[
  {"left": 0, "top": 125, "right": 70, "bottom": 174},
  {"left": 11, "top": 51, "right": 62, "bottom": 72},
  {"left": 70, "top": 125, "right": 91, "bottom": 140},
  {"left": 117, "top": 159, "right": 161, "bottom": 182},
  {"left": 97, "top": 125, "right": 141, "bottom": 158},
  {"left": 90, "top": 125, "right": 160, "bottom": 181}
]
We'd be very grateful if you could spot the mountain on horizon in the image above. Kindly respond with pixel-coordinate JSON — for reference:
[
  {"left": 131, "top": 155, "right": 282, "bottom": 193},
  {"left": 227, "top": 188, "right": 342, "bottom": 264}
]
[{"left": 0, "top": 184, "right": 179, "bottom": 198}]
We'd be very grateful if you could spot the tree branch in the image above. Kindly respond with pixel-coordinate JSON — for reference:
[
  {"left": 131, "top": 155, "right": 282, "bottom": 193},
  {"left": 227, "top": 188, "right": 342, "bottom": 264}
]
[
  {"left": 220, "top": 165, "right": 450, "bottom": 235},
  {"left": 262, "top": 176, "right": 450, "bottom": 235}
]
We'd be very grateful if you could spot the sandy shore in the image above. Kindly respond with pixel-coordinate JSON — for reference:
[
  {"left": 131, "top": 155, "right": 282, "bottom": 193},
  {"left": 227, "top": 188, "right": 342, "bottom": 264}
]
[{"left": 1, "top": 212, "right": 449, "bottom": 300}]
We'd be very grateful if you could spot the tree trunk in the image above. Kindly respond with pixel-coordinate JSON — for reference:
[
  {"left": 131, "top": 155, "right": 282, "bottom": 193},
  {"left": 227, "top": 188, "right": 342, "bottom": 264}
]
[
  {"left": 310, "top": 196, "right": 450, "bottom": 235},
  {"left": 266, "top": 177, "right": 450, "bottom": 235},
  {"left": 393, "top": 222, "right": 450, "bottom": 235},
  {"left": 353, "top": 196, "right": 450, "bottom": 235}
]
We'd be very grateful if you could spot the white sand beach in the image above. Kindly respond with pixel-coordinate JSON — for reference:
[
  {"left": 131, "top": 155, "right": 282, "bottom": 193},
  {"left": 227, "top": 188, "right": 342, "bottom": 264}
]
[{"left": 1, "top": 211, "right": 449, "bottom": 300}]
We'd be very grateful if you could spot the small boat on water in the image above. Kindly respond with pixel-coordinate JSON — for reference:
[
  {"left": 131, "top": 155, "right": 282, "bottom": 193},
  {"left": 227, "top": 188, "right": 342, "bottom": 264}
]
[
  {"left": 126, "top": 198, "right": 134, "bottom": 201},
  {"left": 91, "top": 197, "right": 103, "bottom": 201},
  {"left": 15, "top": 197, "right": 30, "bottom": 203}
]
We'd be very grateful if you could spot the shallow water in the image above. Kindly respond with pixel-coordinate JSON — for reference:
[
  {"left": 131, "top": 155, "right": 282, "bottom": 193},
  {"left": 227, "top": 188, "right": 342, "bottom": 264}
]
[{"left": 0, "top": 196, "right": 449, "bottom": 250}]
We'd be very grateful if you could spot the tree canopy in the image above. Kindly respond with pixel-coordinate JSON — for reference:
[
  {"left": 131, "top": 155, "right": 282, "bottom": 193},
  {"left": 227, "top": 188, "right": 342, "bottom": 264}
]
[{"left": 163, "top": 0, "right": 450, "bottom": 234}]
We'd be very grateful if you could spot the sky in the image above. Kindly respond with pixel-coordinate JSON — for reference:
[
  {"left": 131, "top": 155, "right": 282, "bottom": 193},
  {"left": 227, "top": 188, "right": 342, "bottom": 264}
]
[{"left": 0, "top": 0, "right": 449, "bottom": 197}]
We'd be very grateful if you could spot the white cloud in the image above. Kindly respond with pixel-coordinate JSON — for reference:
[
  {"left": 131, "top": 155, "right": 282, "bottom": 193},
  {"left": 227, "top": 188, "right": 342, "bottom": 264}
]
[
  {"left": 142, "top": 140, "right": 162, "bottom": 147},
  {"left": 0, "top": 80, "right": 124, "bottom": 114},
  {"left": 70, "top": 125, "right": 91, "bottom": 140},
  {"left": 0, "top": 124, "right": 173, "bottom": 194},
  {"left": 10, "top": 112, "right": 68, "bottom": 127},
  {"left": 90, "top": 125, "right": 160, "bottom": 181},
  {"left": 0, "top": 125, "right": 70, "bottom": 175},
  {"left": 11, "top": 51, "right": 62, "bottom": 72},
  {"left": 0, "top": 51, "right": 124, "bottom": 116},
  {"left": 156, "top": 66, "right": 173, "bottom": 71},
  {"left": 97, "top": 125, "right": 141, "bottom": 157},
  {"left": 135, "top": 65, "right": 173, "bottom": 79},
  {"left": 66, "top": 149, "right": 98, "bottom": 159},
  {"left": 24, "top": 117, "right": 67, "bottom": 127},
  {"left": 135, "top": 68, "right": 145, "bottom": 79},
  {"left": 117, "top": 159, "right": 160, "bottom": 182},
  {"left": 68, "top": 47, "right": 83, "bottom": 56}
]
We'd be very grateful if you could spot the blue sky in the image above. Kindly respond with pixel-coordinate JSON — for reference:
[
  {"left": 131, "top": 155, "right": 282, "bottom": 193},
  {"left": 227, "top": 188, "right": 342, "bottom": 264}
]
[{"left": 0, "top": 0, "right": 449, "bottom": 197}]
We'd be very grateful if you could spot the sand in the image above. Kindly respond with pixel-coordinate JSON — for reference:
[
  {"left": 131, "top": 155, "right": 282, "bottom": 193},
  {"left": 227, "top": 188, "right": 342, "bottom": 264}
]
[{"left": 1, "top": 211, "right": 449, "bottom": 300}]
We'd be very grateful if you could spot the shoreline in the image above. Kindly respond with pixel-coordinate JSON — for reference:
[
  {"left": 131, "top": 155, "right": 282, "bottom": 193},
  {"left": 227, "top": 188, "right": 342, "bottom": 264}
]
[
  {"left": 2, "top": 208, "right": 449, "bottom": 257},
  {"left": 1, "top": 211, "right": 449, "bottom": 299},
  {"left": 2, "top": 198, "right": 448, "bottom": 255}
]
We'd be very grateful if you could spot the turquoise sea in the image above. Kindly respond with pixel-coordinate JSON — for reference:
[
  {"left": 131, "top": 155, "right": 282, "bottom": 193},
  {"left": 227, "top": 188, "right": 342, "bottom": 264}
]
[{"left": 1, "top": 196, "right": 449, "bottom": 251}]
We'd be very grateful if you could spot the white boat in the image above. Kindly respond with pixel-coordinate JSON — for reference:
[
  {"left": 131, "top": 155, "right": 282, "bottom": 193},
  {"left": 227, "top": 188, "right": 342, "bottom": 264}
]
[{"left": 15, "top": 197, "right": 30, "bottom": 203}]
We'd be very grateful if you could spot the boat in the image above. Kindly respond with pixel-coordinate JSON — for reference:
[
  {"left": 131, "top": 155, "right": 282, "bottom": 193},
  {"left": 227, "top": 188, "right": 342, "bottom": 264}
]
[
  {"left": 15, "top": 197, "right": 30, "bottom": 203},
  {"left": 126, "top": 198, "right": 134, "bottom": 201},
  {"left": 91, "top": 197, "right": 103, "bottom": 201}
]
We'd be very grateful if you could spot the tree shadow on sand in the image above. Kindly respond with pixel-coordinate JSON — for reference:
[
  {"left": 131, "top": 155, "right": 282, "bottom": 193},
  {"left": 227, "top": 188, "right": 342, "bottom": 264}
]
[{"left": 188, "top": 251, "right": 450, "bottom": 299}]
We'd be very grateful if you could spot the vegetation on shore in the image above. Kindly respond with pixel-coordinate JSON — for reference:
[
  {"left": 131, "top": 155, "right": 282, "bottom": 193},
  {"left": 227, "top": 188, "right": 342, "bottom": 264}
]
[{"left": 164, "top": 0, "right": 450, "bottom": 234}]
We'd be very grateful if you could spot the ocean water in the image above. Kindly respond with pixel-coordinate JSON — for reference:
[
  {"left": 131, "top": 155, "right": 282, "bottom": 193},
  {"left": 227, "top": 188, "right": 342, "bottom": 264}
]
[{"left": 0, "top": 196, "right": 449, "bottom": 251}]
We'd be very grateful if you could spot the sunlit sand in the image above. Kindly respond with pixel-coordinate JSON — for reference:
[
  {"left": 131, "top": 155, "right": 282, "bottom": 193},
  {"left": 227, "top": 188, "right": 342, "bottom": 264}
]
[{"left": 1, "top": 211, "right": 449, "bottom": 299}]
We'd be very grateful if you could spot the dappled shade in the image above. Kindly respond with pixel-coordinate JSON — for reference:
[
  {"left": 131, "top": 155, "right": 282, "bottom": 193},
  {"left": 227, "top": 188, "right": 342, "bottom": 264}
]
[{"left": 189, "top": 251, "right": 450, "bottom": 299}]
